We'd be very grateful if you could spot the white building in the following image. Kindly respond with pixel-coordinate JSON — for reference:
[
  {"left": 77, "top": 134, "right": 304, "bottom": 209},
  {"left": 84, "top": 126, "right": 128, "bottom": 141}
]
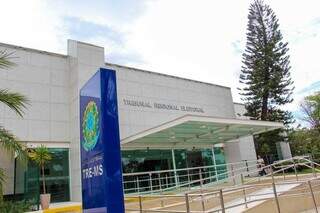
[{"left": 0, "top": 40, "right": 284, "bottom": 202}]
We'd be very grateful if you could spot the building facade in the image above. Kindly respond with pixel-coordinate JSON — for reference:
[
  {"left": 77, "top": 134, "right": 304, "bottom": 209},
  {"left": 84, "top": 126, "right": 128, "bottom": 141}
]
[{"left": 0, "top": 40, "right": 282, "bottom": 202}]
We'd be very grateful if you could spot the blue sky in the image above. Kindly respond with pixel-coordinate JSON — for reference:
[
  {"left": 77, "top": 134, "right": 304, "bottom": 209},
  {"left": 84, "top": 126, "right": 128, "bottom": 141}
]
[{"left": 0, "top": 0, "right": 319, "bottom": 126}]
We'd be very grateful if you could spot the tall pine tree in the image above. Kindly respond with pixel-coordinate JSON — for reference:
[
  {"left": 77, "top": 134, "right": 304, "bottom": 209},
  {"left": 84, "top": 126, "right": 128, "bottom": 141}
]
[{"left": 239, "top": 0, "right": 294, "bottom": 159}]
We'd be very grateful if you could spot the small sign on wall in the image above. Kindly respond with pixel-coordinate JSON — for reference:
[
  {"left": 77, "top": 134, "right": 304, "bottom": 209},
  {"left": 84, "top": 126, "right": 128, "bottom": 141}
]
[{"left": 80, "top": 68, "right": 125, "bottom": 213}]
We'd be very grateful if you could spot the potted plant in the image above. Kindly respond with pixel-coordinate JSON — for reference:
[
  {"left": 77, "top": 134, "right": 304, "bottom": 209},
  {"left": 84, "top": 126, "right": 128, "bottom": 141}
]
[{"left": 28, "top": 145, "right": 52, "bottom": 210}]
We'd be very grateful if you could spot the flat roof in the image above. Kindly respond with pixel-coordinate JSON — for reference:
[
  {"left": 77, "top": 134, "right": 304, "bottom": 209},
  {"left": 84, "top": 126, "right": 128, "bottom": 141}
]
[
  {"left": 0, "top": 42, "right": 67, "bottom": 58},
  {"left": 0, "top": 40, "right": 231, "bottom": 90},
  {"left": 106, "top": 62, "right": 231, "bottom": 90},
  {"left": 121, "top": 115, "right": 283, "bottom": 149}
]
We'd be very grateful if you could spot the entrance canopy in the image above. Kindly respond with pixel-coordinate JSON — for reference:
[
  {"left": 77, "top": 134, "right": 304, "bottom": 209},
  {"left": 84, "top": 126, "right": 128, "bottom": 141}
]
[{"left": 121, "top": 115, "right": 283, "bottom": 149}]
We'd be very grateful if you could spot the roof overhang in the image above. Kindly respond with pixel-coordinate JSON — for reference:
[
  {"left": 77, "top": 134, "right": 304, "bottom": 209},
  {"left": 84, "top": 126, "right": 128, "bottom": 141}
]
[{"left": 121, "top": 115, "right": 284, "bottom": 149}]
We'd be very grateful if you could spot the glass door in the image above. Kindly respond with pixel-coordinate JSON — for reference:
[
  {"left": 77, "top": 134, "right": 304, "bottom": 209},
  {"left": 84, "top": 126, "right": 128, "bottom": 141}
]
[{"left": 187, "top": 150, "right": 203, "bottom": 185}]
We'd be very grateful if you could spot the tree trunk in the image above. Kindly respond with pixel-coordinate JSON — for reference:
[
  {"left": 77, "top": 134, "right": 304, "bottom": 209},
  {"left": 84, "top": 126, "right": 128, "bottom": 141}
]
[
  {"left": 261, "top": 93, "right": 269, "bottom": 120},
  {"left": 42, "top": 165, "right": 46, "bottom": 194}
]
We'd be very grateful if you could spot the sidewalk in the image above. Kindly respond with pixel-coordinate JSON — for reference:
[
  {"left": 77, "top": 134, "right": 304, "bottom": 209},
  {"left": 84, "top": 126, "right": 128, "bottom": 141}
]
[{"left": 26, "top": 202, "right": 81, "bottom": 213}]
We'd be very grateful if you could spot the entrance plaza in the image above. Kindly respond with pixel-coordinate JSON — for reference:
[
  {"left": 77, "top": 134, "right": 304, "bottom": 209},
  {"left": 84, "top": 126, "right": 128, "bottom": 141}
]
[
  {"left": 0, "top": 40, "right": 295, "bottom": 211},
  {"left": 26, "top": 157, "right": 320, "bottom": 212},
  {"left": 124, "top": 156, "right": 320, "bottom": 213}
]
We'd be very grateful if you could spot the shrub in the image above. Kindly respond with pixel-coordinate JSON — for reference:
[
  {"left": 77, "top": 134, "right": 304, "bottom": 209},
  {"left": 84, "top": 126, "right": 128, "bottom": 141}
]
[{"left": 0, "top": 200, "right": 33, "bottom": 213}]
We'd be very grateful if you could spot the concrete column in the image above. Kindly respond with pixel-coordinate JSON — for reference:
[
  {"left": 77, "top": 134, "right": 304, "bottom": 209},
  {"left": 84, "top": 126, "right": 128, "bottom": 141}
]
[
  {"left": 171, "top": 149, "right": 179, "bottom": 186},
  {"left": 67, "top": 40, "right": 105, "bottom": 202},
  {"left": 279, "top": 142, "right": 292, "bottom": 159},
  {"left": 211, "top": 147, "right": 218, "bottom": 180}
]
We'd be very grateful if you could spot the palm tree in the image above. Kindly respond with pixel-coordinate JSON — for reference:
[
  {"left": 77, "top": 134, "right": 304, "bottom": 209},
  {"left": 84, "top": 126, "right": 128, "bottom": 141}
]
[
  {"left": 28, "top": 145, "right": 51, "bottom": 194},
  {"left": 0, "top": 50, "right": 29, "bottom": 200}
]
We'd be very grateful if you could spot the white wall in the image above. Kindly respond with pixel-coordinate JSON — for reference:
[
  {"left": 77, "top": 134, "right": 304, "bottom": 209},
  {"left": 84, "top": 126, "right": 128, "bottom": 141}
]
[
  {"left": 0, "top": 40, "right": 247, "bottom": 200},
  {"left": 106, "top": 63, "right": 236, "bottom": 139},
  {"left": 0, "top": 44, "right": 70, "bottom": 143},
  {"left": 232, "top": 103, "right": 257, "bottom": 161},
  {"left": 279, "top": 142, "right": 292, "bottom": 159},
  {"left": 0, "top": 44, "right": 70, "bottom": 194},
  {"left": 222, "top": 104, "right": 259, "bottom": 179}
]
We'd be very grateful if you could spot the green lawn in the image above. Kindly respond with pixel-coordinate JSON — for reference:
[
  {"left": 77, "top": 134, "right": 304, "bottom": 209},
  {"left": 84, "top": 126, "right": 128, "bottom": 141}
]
[{"left": 274, "top": 168, "right": 318, "bottom": 176}]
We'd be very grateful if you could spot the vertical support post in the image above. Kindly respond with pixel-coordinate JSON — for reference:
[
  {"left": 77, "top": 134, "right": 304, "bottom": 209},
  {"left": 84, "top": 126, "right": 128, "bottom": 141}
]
[
  {"left": 136, "top": 177, "right": 140, "bottom": 193},
  {"left": 187, "top": 169, "right": 191, "bottom": 190},
  {"left": 282, "top": 169, "right": 285, "bottom": 181},
  {"left": 199, "top": 168, "right": 203, "bottom": 191},
  {"left": 241, "top": 173, "right": 245, "bottom": 185},
  {"left": 219, "top": 189, "right": 225, "bottom": 213},
  {"left": 231, "top": 164, "right": 236, "bottom": 185},
  {"left": 293, "top": 160, "right": 298, "bottom": 181},
  {"left": 271, "top": 169, "right": 281, "bottom": 213},
  {"left": 171, "top": 149, "right": 179, "bottom": 187},
  {"left": 158, "top": 173, "right": 162, "bottom": 191},
  {"left": 212, "top": 147, "right": 218, "bottom": 181},
  {"left": 245, "top": 160, "right": 249, "bottom": 176},
  {"left": 312, "top": 162, "right": 317, "bottom": 178},
  {"left": 165, "top": 174, "right": 168, "bottom": 188},
  {"left": 241, "top": 174, "right": 248, "bottom": 208},
  {"left": 158, "top": 174, "right": 164, "bottom": 207},
  {"left": 201, "top": 194, "right": 205, "bottom": 212},
  {"left": 139, "top": 195, "right": 143, "bottom": 213},
  {"left": 308, "top": 180, "right": 318, "bottom": 213},
  {"left": 185, "top": 193, "right": 190, "bottom": 213},
  {"left": 149, "top": 173, "right": 153, "bottom": 192},
  {"left": 243, "top": 187, "right": 248, "bottom": 209}
]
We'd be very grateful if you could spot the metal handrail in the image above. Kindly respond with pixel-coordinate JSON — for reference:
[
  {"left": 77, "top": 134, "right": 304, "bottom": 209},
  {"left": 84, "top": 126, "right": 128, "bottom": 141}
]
[
  {"left": 125, "top": 156, "right": 320, "bottom": 213},
  {"left": 123, "top": 156, "right": 316, "bottom": 195},
  {"left": 123, "top": 159, "right": 258, "bottom": 177},
  {"left": 123, "top": 159, "right": 258, "bottom": 194}
]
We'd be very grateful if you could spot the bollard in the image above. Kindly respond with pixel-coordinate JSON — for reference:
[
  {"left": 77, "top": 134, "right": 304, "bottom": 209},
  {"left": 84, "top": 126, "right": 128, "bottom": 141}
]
[
  {"left": 219, "top": 189, "right": 226, "bottom": 213},
  {"left": 185, "top": 193, "right": 190, "bottom": 213},
  {"left": 139, "top": 195, "right": 143, "bottom": 213},
  {"left": 271, "top": 169, "right": 281, "bottom": 213},
  {"left": 308, "top": 180, "right": 318, "bottom": 213}
]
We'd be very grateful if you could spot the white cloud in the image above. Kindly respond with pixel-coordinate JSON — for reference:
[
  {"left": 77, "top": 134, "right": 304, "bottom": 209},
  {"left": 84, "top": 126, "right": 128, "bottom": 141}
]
[
  {"left": 0, "top": 0, "right": 319, "bottom": 123},
  {"left": 125, "top": 0, "right": 250, "bottom": 98},
  {"left": 0, "top": 0, "right": 65, "bottom": 52},
  {"left": 124, "top": 0, "right": 320, "bottom": 115}
]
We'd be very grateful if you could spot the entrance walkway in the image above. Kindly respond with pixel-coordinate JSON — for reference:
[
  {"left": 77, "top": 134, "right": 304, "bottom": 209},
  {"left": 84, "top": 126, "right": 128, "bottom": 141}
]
[{"left": 208, "top": 182, "right": 300, "bottom": 212}]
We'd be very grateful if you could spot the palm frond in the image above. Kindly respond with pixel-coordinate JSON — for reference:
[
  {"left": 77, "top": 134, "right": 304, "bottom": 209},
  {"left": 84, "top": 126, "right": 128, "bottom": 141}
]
[
  {"left": 0, "top": 50, "right": 16, "bottom": 69},
  {"left": 0, "top": 127, "right": 26, "bottom": 160},
  {"left": 0, "top": 167, "right": 5, "bottom": 184},
  {"left": 0, "top": 89, "right": 29, "bottom": 117},
  {"left": 28, "top": 145, "right": 51, "bottom": 166},
  {"left": 0, "top": 167, "right": 4, "bottom": 201}
]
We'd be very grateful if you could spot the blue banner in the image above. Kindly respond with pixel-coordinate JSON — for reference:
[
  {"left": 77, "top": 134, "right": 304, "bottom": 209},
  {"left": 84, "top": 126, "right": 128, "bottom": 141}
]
[{"left": 80, "top": 68, "right": 124, "bottom": 213}]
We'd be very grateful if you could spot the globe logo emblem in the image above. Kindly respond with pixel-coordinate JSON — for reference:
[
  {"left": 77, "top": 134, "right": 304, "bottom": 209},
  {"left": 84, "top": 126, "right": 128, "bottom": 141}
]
[{"left": 82, "top": 101, "right": 100, "bottom": 151}]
